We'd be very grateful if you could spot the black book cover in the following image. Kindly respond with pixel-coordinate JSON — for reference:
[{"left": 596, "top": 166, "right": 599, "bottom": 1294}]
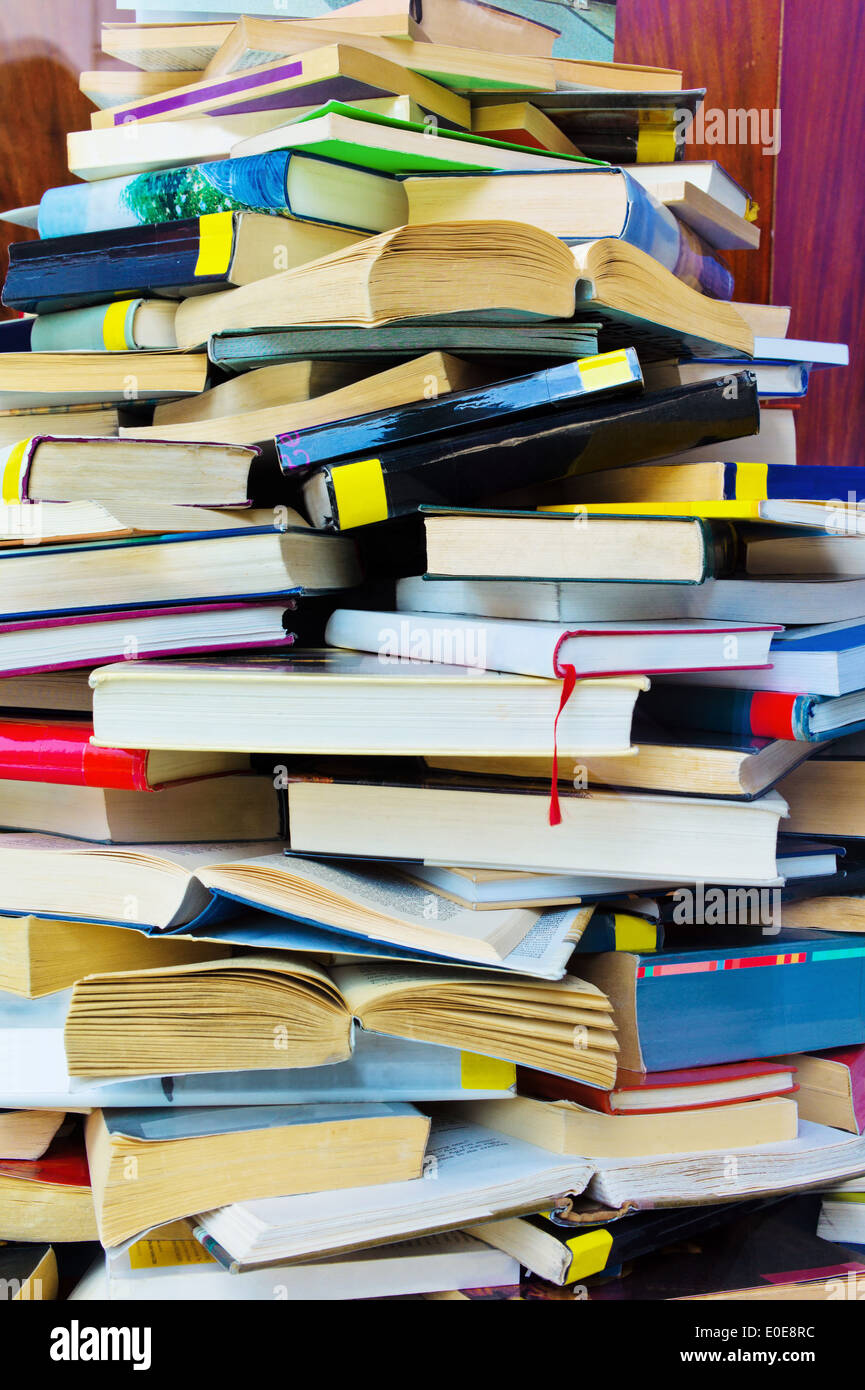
[
  {"left": 2, "top": 217, "right": 238, "bottom": 314},
  {"left": 308, "top": 372, "right": 759, "bottom": 529},
  {"left": 278, "top": 351, "right": 643, "bottom": 472}
]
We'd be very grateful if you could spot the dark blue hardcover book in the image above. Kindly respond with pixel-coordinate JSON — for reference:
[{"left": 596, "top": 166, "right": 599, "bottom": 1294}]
[
  {"left": 278, "top": 349, "right": 643, "bottom": 472},
  {"left": 302, "top": 372, "right": 760, "bottom": 531},
  {"left": 2, "top": 213, "right": 294, "bottom": 315},
  {"left": 0, "top": 318, "right": 33, "bottom": 351},
  {"left": 579, "top": 927, "right": 865, "bottom": 1070}
]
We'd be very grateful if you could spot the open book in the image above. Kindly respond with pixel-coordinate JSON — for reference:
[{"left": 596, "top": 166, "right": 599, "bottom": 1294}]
[{"left": 63, "top": 954, "right": 617, "bottom": 1087}]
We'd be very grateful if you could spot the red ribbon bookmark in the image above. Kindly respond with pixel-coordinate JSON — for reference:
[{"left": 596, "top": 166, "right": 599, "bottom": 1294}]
[{"left": 549, "top": 663, "right": 577, "bottom": 826}]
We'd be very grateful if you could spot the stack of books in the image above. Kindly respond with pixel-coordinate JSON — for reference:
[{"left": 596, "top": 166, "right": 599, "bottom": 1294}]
[{"left": 0, "top": 0, "right": 862, "bottom": 1304}]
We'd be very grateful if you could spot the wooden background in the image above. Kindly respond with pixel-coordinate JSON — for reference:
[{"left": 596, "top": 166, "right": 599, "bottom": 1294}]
[{"left": 1, "top": 0, "right": 862, "bottom": 465}]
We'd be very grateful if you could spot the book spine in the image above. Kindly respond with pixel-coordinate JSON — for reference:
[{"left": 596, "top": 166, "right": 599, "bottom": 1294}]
[
  {"left": 639, "top": 684, "right": 815, "bottom": 741},
  {"left": 620, "top": 170, "right": 734, "bottom": 300},
  {"left": 0, "top": 719, "right": 151, "bottom": 790},
  {"left": 29, "top": 301, "right": 140, "bottom": 352},
  {"left": 2, "top": 216, "right": 238, "bottom": 315}
]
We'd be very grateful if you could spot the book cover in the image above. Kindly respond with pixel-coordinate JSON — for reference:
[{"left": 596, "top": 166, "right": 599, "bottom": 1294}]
[
  {"left": 36, "top": 150, "right": 398, "bottom": 240},
  {"left": 580, "top": 928, "right": 865, "bottom": 1071},
  {"left": 0, "top": 718, "right": 159, "bottom": 791},
  {"left": 303, "top": 373, "right": 760, "bottom": 530},
  {"left": 639, "top": 684, "right": 855, "bottom": 744},
  {"left": 278, "top": 350, "right": 642, "bottom": 471}
]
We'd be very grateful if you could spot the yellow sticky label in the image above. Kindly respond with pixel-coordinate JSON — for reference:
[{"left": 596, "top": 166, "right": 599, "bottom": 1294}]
[
  {"left": 127, "top": 1237, "right": 216, "bottom": 1270},
  {"left": 745, "top": 200, "right": 760, "bottom": 223},
  {"left": 732, "top": 461, "right": 769, "bottom": 501},
  {"left": 613, "top": 913, "right": 658, "bottom": 952},
  {"left": 1, "top": 438, "right": 33, "bottom": 504},
  {"left": 194, "top": 211, "right": 234, "bottom": 277},
  {"left": 102, "top": 299, "right": 135, "bottom": 351},
  {"left": 564, "top": 1228, "right": 614, "bottom": 1283},
  {"left": 331, "top": 457, "right": 389, "bottom": 530},
  {"left": 460, "top": 1051, "right": 517, "bottom": 1091},
  {"left": 578, "top": 349, "right": 634, "bottom": 393},
  {"left": 636, "top": 128, "right": 678, "bottom": 163}
]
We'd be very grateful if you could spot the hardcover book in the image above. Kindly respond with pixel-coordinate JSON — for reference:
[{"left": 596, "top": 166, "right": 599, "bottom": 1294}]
[
  {"left": 2, "top": 212, "right": 361, "bottom": 315},
  {"left": 300, "top": 374, "right": 760, "bottom": 530},
  {"left": 578, "top": 928, "right": 865, "bottom": 1071}
]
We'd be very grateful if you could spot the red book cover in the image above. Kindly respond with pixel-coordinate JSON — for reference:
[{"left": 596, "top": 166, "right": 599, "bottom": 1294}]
[
  {"left": 0, "top": 716, "right": 152, "bottom": 790},
  {"left": 517, "top": 1060, "right": 798, "bottom": 1115},
  {"left": 0, "top": 1130, "right": 90, "bottom": 1189}
]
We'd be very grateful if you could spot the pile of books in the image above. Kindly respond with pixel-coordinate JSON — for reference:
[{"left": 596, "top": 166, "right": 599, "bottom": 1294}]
[{"left": 1, "top": 0, "right": 863, "bottom": 1304}]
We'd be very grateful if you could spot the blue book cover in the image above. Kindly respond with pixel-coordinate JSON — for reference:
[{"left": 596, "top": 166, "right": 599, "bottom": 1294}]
[
  {"left": 581, "top": 928, "right": 865, "bottom": 1071},
  {"left": 36, "top": 151, "right": 395, "bottom": 240}
]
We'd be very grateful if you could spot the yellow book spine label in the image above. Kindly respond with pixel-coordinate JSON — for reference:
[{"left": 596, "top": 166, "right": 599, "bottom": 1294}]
[
  {"left": 732, "top": 461, "right": 769, "bottom": 501},
  {"left": 636, "top": 127, "right": 678, "bottom": 163},
  {"left": 0, "top": 437, "right": 36, "bottom": 504},
  {"left": 565, "top": 1228, "right": 614, "bottom": 1283},
  {"left": 613, "top": 912, "right": 658, "bottom": 952},
  {"left": 194, "top": 210, "right": 235, "bottom": 277},
  {"left": 577, "top": 348, "right": 635, "bottom": 394},
  {"left": 460, "top": 1051, "right": 517, "bottom": 1091},
  {"left": 127, "top": 1237, "right": 217, "bottom": 1270},
  {"left": 102, "top": 298, "right": 136, "bottom": 351},
  {"left": 331, "top": 457, "right": 389, "bottom": 530}
]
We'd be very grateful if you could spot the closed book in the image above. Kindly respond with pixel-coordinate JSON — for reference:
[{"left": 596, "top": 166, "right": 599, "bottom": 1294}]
[
  {"left": 88, "top": 44, "right": 470, "bottom": 131},
  {"left": 210, "top": 322, "right": 602, "bottom": 372},
  {"left": 427, "top": 728, "right": 815, "bottom": 800},
  {"left": 278, "top": 350, "right": 643, "bottom": 471},
  {"left": 325, "top": 609, "right": 778, "bottom": 677},
  {"left": 417, "top": 508, "right": 740, "bottom": 583},
  {"left": 404, "top": 168, "right": 734, "bottom": 298},
  {"left": 2, "top": 212, "right": 361, "bottom": 315},
  {"left": 773, "top": 1046, "right": 865, "bottom": 1134},
  {"left": 0, "top": 436, "right": 257, "bottom": 507},
  {"left": 517, "top": 1059, "right": 799, "bottom": 1115},
  {"left": 0, "top": 718, "right": 249, "bottom": 791},
  {"left": 578, "top": 928, "right": 865, "bottom": 1071},
  {"left": 28, "top": 300, "right": 178, "bottom": 352},
  {"left": 0, "top": 1242, "right": 57, "bottom": 1299},
  {"left": 396, "top": 574, "right": 865, "bottom": 626},
  {"left": 778, "top": 751, "right": 865, "bottom": 838},
  {"left": 487, "top": 87, "right": 705, "bottom": 165},
  {"left": 206, "top": 24, "right": 556, "bottom": 93},
  {"left": 88, "top": 651, "right": 647, "bottom": 758},
  {"left": 0, "top": 526, "right": 359, "bottom": 622},
  {"left": 229, "top": 102, "right": 598, "bottom": 175},
  {"left": 301, "top": 374, "right": 760, "bottom": 531},
  {"left": 461, "top": 1092, "right": 799, "bottom": 1157},
  {"left": 86, "top": 1102, "right": 430, "bottom": 1247},
  {"left": 663, "top": 622, "right": 865, "bottom": 697},
  {"left": 0, "top": 602, "right": 297, "bottom": 680},
  {"left": 0, "top": 1109, "right": 68, "bottom": 1160},
  {"left": 0, "top": 354, "right": 206, "bottom": 411},
  {"left": 571, "top": 460, "right": 865, "bottom": 505},
  {"left": 282, "top": 776, "right": 787, "bottom": 883},
  {"left": 640, "top": 684, "right": 865, "bottom": 744},
  {"left": 36, "top": 150, "right": 407, "bottom": 240}
]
